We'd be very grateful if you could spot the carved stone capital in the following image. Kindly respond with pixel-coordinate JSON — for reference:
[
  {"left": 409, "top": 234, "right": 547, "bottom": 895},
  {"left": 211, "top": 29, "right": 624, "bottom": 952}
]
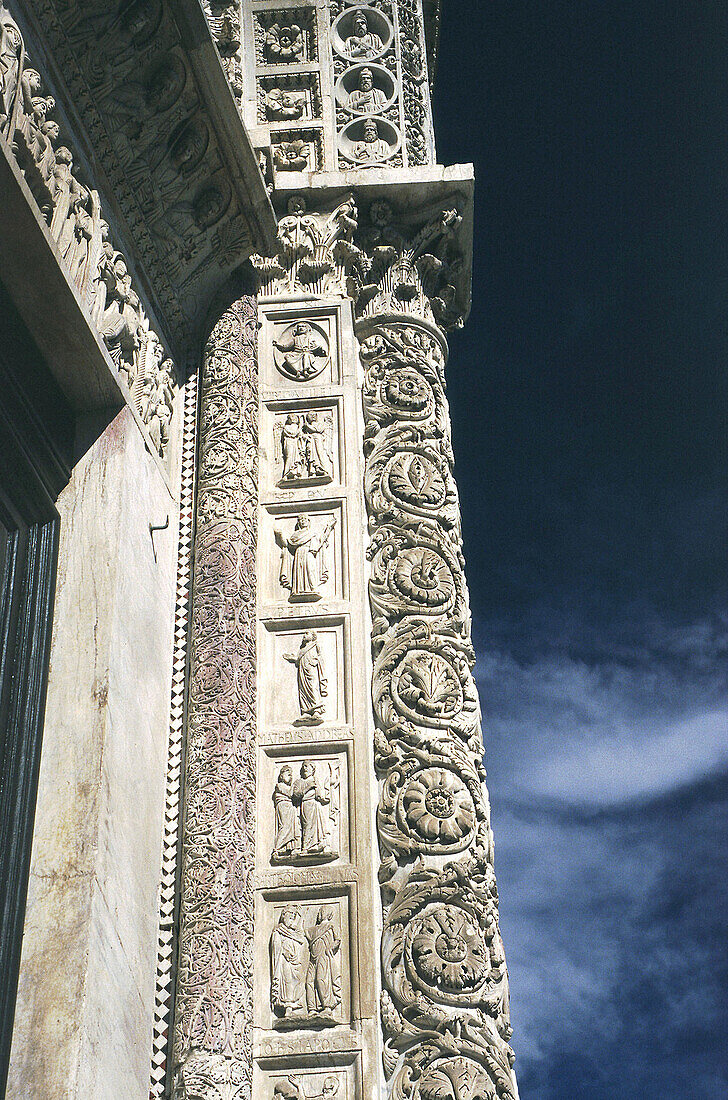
[
  {"left": 352, "top": 199, "right": 469, "bottom": 332},
  {"left": 251, "top": 194, "right": 362, "bottom": 298}
]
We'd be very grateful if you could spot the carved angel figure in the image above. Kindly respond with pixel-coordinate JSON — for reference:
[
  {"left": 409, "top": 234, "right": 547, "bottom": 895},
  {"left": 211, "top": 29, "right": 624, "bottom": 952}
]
[
  {"left": 352, "top": 118, "right": 390, "bottom": 162},
  {"left": 265, "top": 22, "right": 304, "bottom": 62},
  {"left": 276, "top": 513, "right": 334, "bottom": 602},
  {"left": 283, "top": 631, "right": 328, "bottom": 724},
  {"left": 347, "top": 67, "right": 386, "bottom": 113}
]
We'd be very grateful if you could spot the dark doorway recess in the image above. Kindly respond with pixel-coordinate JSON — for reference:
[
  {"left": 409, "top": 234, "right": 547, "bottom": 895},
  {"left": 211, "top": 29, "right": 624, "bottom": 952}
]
[{"left": 0, "top": 282, "right": 73, "bottom": 1096}]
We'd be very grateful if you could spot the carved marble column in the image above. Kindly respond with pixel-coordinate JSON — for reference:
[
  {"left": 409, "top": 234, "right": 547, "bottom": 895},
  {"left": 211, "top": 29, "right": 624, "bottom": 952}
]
[
  {"left": 354, "top": 202, "right": 520, "bottom": 1100},
  {"left": 172, "top": 296, "right": 259, "bottom": 1100}
]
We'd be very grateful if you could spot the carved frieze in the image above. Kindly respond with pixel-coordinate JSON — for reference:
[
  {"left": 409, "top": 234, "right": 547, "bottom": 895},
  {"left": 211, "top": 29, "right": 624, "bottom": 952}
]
[
  {"left": 269, "top": 902, "right": 343, "bottom": 1026},
  {"left": 271, "top": 758, "right": 340, "bottom": 865},
  {"left": 274, "top": 408, "right": 336, "bottom": 487},
  {"left": 22, "top": 0, "right": 273, "bottom": 347},
  {"left": 0, "top": 0, "right": 178, "bottom": 453}
]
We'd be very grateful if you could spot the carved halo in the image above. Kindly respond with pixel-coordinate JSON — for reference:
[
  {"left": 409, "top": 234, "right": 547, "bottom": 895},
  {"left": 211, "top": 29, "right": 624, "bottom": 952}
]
[
  {"left": 335, "top": 63, "right": 396, "bottom": 114},
  {"left": 331, "top": 6, "right": 394, "bottom": 61}
]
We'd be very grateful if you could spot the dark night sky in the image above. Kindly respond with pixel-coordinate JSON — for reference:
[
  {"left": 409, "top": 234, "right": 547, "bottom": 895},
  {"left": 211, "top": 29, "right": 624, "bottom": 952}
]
[{"left": 432, "top": 1, "right": 728, "bottom": 1096}]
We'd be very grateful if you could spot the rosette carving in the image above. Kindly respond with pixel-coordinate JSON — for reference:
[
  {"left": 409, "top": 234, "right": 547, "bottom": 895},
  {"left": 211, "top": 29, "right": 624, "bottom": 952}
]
[
  {"left": 369, "top": 527, "right": 466, "bottom": 627},
  {"left": 365, "top": 425, "right": 457, "bottom": 528}
]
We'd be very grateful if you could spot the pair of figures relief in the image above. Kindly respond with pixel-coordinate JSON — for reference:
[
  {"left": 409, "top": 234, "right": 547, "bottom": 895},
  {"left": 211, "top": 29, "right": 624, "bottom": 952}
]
[
  {"left": 279, "top": 411, "right": 333, "bottom": 485},
  {"left": 270, "top": 904, "right": 342, "bottom": 1024},
  {"left": 272, "top": 759, "right": 338, "bottom": 864}
]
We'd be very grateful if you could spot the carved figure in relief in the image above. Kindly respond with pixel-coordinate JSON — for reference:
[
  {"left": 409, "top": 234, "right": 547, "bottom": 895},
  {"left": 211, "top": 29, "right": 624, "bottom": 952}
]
[
  {"left": 99, "top": 254, "right": 143, "bottom": 384},
  {"left": 352, "top": 119, "right": 390, "bottom": 162},
  {"left": 142, "top": 358, "right": 175, "bottom": 456},
  {"left": 274, "top": 1075, "right": 339, "bottom": 1099},
  {"left": 305, "top": 906, "right": 341, "bottom": 1016},
  {"left": 272, "top": 765, "right": 297, "bottom": 860},
  {"left": 270, "top": 906, "right": 308, "bottom": 1016},
  {"left": 273, "top": 321, "right": 329, "bottom": 380},
  {"left": 276, "top": 514, "right": 335, "bottom": 602},
  {"left": 265, "top": 22, "right": 304, "bottom": 63},
  {"left": 0, "top": 4, "right": 22, "bottom": 136},
  {"left": 265, "top": 86, "right": 305, "bottom": 121},
  {"left": 283, "top": 631, "right": 328, "bottom": 724},
  {"left": 347, "top": 68, "right": 386, "bottom": 113},
  {"left": 343, "top": 11, "right": 383, "bottom": 59},
  {"left": 278, "top": 412, "right": 333, "bottom": 483},
  {"left": 272, "top": 760, "right": 338, "bottom": 863}
]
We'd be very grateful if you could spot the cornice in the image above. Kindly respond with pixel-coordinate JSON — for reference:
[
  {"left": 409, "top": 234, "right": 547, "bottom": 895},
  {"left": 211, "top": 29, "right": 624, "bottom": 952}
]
[{"left": 20, "top": 0, "right": 276, "bottom": 359}]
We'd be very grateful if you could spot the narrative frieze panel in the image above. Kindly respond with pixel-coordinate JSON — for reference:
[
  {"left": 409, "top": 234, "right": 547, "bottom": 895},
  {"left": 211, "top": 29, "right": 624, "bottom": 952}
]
[
  {"left": 261, "top": 500, "right": 346, "bottom": 606},
  {"left": 268, "top": 1067, "right": 350, "bottom": 1099},
  {"left": 256, "top": 891, "right": 352, "bottom": 1031},
  {"left": 262, "top": 397, "right": 342, "bottom": 492},
  {"left": 254, "top": 1050, "right": 360, "bottom": 1098},
  {"left": 260, "top": 619, "right": 350, "bottom": 728},
  {"left": 259, "top": 742, "right": 351, "bottom": 867}
]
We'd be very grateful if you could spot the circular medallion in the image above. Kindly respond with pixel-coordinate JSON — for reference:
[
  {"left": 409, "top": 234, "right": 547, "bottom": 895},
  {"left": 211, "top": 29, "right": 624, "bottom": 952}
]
[
  {"left": 391, "top": 649, "right": 463, "bottom": 724},
  {"left": 385, "top": 451, "right": 447, "bottom": 512},
  {"left": 406, "top": 904, "right": 490, "bottom": 1005},
  {"left": 392, "top": 547, "right": 455, "bottom": 611},
  {"left": 273, "top": 321, "right": 330, "bottom": 381}
]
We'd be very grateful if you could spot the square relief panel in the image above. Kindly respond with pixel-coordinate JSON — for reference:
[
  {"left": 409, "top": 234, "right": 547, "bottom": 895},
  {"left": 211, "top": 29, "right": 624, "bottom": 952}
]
[
  {"left": 254, "top": 8, "right": 318, "bottom": 66},
  {"left": 260, "top": 744, "right": 350, "bottom": 867},
  {"left": 261, "top": 311, "right": 340, "bottom": 390},
  {"left": 259, "top": 893, "right": 351, "bottom": 1031},
  {"left": 258, "top": 73, "right": 323, "bottom": 124},
  {"left": 262, "top": 500, "right": 346, "bottom": 607},
  {"left": 261, "top": 620, "right": 349, "bottom": 728},
  {"left": 265, "top": 1067, "right": 352, "bottom": 1099},
  {"left": 263, "top": 399, "right": 342, "bottom": 492},
  {"left": 272, "top": 128, "right": 324, "bottom": 173}
]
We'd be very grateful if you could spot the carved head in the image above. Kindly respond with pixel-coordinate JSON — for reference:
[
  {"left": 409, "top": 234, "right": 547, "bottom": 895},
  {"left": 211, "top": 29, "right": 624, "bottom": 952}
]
[
  {"left": 321, "top": 1078, "right": 339, "bottom": 1098},
  {"left": 280, "top": 905, "right": 300, "bottom": 929},
  {"left": 113, "top": 256, "right": 128, "bottom": 279},
  {"left": 354, "top": 12, "right": 368, "bottom": 35},
  {"left": 284, "top": 414, "right": 299, "bottom": 426},
  {"left": 363, "top": 119, "right": 379, "bottom": 142},
  {"left": 300, "top": 761, "right": 313, "bottom": 778},
  {"left": 294, "top": 514, "right": 310, "bottom": 530},
  {"left": 55, "top": 145, "right": 73, "bottom": 168},
  {"left": 278, "top": 765, "right": 293, "bottom": 785},
  {"left": 193, "top": 186, "right": 225, "bottom": 228},
  {"left": 359, "top": 67, "right": 373, "bottom": 90}
]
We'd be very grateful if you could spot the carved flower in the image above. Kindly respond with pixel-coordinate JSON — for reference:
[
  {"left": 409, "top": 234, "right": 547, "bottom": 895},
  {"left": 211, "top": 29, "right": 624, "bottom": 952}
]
[
  {"left": 403, "top": 768, "right": 475, "bottom": 846},
  {"left": 387, "top": 452, "right": 446, "bottom": 509},
  {"left": 393, "top": 546, "right": 455, "bottom": 609},
  {"left": 384, "top": 369, "right": 431, "bottom": 412},
  {"left": 394, "top": 650, "right": 463, "bottom": 721},
  {"left": 265, "top": 21, "right": 304, "bottom": 61},
  {"left": 410, "top": 905, "right": 488, "bottom": 994}
]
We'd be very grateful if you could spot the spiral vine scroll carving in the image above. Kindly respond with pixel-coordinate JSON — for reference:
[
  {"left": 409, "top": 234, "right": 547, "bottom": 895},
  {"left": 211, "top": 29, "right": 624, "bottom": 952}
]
[
  {"left": 172, "top": 295, "right": 258, "bottom": 1100},
  {"left": 360, "top": 311, "right": 518, "bottom": 1098}
]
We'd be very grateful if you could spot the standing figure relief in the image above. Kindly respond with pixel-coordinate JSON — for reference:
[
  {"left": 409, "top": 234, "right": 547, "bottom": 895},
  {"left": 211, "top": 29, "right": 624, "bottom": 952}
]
[
  {"left": 276, "top": 513, "right": 335, "bottom": 603},
  {"left": 283, "top": 631, "right": 328, "bottom": 725}
]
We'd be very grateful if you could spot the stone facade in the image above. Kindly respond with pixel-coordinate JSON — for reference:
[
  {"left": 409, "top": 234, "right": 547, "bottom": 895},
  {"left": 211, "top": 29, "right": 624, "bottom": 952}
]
[{"left": 1, "top": 0, "right": 517, "bottom": 1098}]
